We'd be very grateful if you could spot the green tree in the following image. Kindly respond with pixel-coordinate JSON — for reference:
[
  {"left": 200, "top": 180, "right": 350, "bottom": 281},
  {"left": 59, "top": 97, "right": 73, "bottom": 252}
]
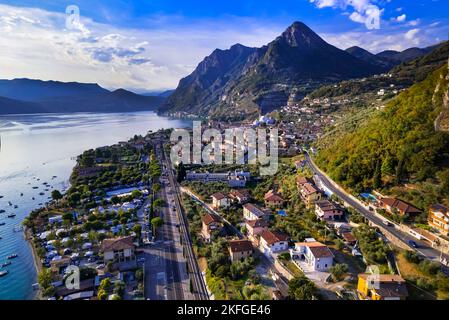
[
  {"left": 51, "top": 190, "right": 63, "bottom": 202},
  {"left": 288, "top": 276, "right": 316, "bottom": 300},
  {"left": 329, "top": 263, "right": 349, "bottom": 282},
  {"left": 151, "top": 217, "right": 164, "bottom": 236}
]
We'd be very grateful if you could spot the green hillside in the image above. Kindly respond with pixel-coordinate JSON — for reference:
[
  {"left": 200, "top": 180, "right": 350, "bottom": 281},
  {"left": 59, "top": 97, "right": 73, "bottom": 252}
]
[{"left": 315, "top": 64, "right": 449, "bottom": 212}]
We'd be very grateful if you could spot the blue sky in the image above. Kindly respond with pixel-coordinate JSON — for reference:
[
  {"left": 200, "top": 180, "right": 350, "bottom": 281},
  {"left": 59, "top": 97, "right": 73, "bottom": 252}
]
[{"left": 0, "top": 0, "right": 447, "bottom": 91}]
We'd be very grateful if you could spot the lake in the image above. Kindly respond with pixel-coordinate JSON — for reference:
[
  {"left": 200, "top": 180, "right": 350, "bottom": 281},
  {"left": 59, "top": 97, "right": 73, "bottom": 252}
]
[{"left": 0, "top": 112, "right": 190, "bottom": 300}]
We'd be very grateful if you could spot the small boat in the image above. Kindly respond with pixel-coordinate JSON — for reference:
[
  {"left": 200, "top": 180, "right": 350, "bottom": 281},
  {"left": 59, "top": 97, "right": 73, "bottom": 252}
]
[
  {"left": 20, "top": 193, "right": 24, "bottom": 197},
  {"left": 39, "top": 192, "right": 45, "bottom": 196},
  {"left": 7, "top": 214, "right": 16, "bottom": 218},
  {"left": 0, "top": 210, "right": 5, "bottom": 213},
  {"left": 8, "top": 201, "right": 12, "bottom": 206},
  {"left": 14, "top": 205, "right": 18, "bottom": 209},
  {"left": 32, "top": 186, "right": 38, "bottom": 189},
  {"left": 7, "top": 254, "right": 18, "bottom": 260},
  {"left": 1, "top": 262, "right": 11, "bottom": 268},
  {"left": 0, "top": 223, "right": 5, "bottom": 226},
  {"left": 0, "top": 270, "right": 8, "bottom": 277},
  {"left": 0, "top": 195, "right": 3, "bottom": 198}
]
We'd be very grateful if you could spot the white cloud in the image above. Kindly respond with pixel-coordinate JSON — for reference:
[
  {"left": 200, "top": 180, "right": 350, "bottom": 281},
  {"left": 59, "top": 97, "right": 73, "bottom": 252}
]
[
  {"left": 0, "top": 4, "right": 281, "bottom": 91},
  {"left": 310, "top": 0, "right": 382, "bottom": 28},
  {"left": 396, "top": 14, "right": 406, "bottom": 22}
]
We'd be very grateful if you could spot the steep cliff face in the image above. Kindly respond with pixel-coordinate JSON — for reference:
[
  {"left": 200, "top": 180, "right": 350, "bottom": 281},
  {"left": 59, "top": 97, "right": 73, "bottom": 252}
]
[
  {"left": 435, "top": 58, "right": 449, "bottom": 132},
  {"left": 160, "top": 21, "right": 383, "bottom": 119}
]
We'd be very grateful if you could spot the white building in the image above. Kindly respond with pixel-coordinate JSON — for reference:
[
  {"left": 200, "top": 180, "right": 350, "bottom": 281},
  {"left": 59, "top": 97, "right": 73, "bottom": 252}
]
[
  {"left": 290, "top": 241, "right": 334, "bottom": 272},
  {"left": 243, "top": 203, "right": 269, "bottom": 221},
  {"left": 211, "top": 192, "right": 230, "bottom": 209},
  {"left": 259, "top": 230, "right": 289, "bottom": 257}
]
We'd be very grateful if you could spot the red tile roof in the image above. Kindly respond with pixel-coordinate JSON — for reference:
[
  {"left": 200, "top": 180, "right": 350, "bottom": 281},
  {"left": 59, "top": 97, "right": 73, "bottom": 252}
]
[
  {"left": 100, "top": 236, "right": 135, "bottom": 252},
  {"left": 380, "top": 198, "right": 421, "bottom": 215},
  {"left": 202, "top": 213, "right": 221, "bottom": 225},
  {"left": 260, "top": 230, "right": 289, "bottom": 245},
  {"left": 229, "top": 239, "right": 253, "bottom": 253},
  {"left": 212, "top": 192, "right": 227, "bottom": 201}
]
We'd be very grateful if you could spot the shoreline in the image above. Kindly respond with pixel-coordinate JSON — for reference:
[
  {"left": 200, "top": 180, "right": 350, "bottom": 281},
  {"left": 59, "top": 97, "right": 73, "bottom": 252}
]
[{"left": 24, "top": 226, "right": 42, "bottom": 300}]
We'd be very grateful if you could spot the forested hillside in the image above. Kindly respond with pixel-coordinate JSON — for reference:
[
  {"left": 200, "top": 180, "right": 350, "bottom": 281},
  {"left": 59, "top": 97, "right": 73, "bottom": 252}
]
[{"left": 315, "top": 64, "right": 449, "bottom": 211}]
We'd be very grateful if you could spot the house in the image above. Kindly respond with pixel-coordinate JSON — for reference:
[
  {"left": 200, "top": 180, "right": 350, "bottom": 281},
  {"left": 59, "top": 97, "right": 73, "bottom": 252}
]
[
  {"left": 228, "top": 239, "right": 253, "bottom": 262},
  {"left": 290, "top": 241, "right": 334, "bottom": 272},
  {"left": 245, "top": 219, "right": 269, "bottom": 240},
  {"left": 296, "top": 176, "right": 312, "bottom": 189},
  {"left": 264, "top": 190, "right": 284, "bottom": 208},
  {"left": 243, "top": 203, "right": 269, "bottom": 221},
  {"left": 229, "top": 189, "right": 250, "bottom": 204},
  {"left": 100, "top": 236, "right": 136, "bottom": 263},
  {"left": 357, "top": 274, "right": 408, "bottom": 300},
  {"left": 299, "top": 183, "right": 322, "bottom": 207},
  {"left": 315, "top": 200, "right": 344, "bottom": 221},
  {"left": 428, "top": 204, "right": 449, "bottom": 235},
  {"left": 211, "top": 192, "right": 230, "bottom": 209},
  {"left": 341, "top": 232, "right": 357, "bottom": 246},
  {"left": 259, "top": 230, "right": 289, "bottom": 257},
  {"left": 378, "top": 197, "right": 421, "bottom": 218},
  {"left": 201, "top": 213, "right": 223, "bottom": 242}
]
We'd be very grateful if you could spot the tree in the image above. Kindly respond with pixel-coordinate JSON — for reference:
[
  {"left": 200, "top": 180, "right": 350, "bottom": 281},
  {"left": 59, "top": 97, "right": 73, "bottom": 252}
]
[
  {"left": 151, "top": 217, "right": 164, "bottom": 236},
  {"left": 373, "top": 159, "right": 382, "bottom": 189},
  {"left": 288, "top": 276, "right": 316, "bottom": 300},
  {"left": 132, "top": 224, "right": 142, "bottom": 239},
  {"left": 38, "top": 268, "right": 55, "bottom": 298},
  {"left": 51, "top": 190, "right": 63, "bottom": 202},
  {"left": 98, "top": 278, "right": 112, "bottom": 300},
  {"left": 330, "top": 263, "right": 349, "bottom": 282}
]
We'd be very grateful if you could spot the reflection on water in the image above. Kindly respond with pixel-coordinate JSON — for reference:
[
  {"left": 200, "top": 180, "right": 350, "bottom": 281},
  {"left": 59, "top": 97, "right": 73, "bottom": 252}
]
[{"left": 0, "top": 112, "right": 190, "bottom": 300}]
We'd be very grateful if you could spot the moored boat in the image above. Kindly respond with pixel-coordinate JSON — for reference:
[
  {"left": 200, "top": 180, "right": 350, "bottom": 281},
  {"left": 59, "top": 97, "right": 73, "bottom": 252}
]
[
  {"left": 7, "top": 254, "right": 18, "bottom": 259},
  {"left": 0, "top": 270, "right": 8, "bottom": 277},
  {"left": 1, "top": 261, "right": 11, "bottom": 268}
]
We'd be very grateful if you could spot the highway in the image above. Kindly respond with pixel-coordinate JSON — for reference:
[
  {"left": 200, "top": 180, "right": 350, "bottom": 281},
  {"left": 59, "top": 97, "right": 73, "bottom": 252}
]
[
  {"left": 160, "top": 142, "right": 210, "bottom": 300},
  {"left": 304, "top": 152, "right": 449, "bottom": 265}
]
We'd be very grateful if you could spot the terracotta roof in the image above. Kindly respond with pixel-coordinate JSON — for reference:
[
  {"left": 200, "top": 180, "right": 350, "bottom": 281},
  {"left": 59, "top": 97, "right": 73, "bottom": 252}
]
[
  {"left": 229, "top": 239, "right": 253, "bottom": 253},
  {"left": 380, "top": 198, "right": 421, "bottom": 214},
  {"left": 296, "top": 176, "right": 311, "bottom": 186},
  {"left": 260, "top": 230, "right": 289, "bottom": 245},
  {"left": 246, "top": 219, "right": 269, "bottom": 228},
  {"left": 101, "top": 236, "right": 135, "bottom": 252},
  {"left": 264, "top": 190, "right": 284, "bottom": 202},
  {"left": 230, "top": 189, "right": 250, "bottom": 199},
  {"left": 202, "top": 213, "right": 221, "bottom": 225},
  {"left": 359, "top": 274, "right": 408, "bottom": 298},
  {"left": 212, "top": 192, "right": 227, "bottom": 201},
  {"left": 309, "top": 245, "right": 333, "bottom": 258},
  {"left": 301, "top": 183, "right": 319, "bottom": 196},
  {"left": 295, "top": 241, "right": 333, "bottom": 258},
  {"left": 341, "top": 232, "right": 357, "bottom": 243}
]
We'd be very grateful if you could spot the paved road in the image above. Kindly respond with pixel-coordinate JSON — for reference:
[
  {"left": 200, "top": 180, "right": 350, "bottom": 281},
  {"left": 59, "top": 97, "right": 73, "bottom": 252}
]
[{"left": 304, "top": 152, "right": 449, "bottom": 265}]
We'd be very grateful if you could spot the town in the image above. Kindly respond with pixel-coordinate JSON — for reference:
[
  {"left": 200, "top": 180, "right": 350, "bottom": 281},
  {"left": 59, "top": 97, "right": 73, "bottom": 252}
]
[{"left": 21, "top": 110, "right": 449, "bottom": 300}]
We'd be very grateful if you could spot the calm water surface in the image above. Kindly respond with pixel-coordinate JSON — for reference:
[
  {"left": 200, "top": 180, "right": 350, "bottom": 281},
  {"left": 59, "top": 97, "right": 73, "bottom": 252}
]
[{"left": 0, "top": 112, "right": 190, "bottom": 300}]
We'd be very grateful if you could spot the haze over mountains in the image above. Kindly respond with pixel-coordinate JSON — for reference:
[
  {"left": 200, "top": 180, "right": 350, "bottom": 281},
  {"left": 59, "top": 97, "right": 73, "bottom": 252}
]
[
  {"left": 160, "top": 21, "right": 443, "bottom": 120},
  {"left": 0, "top": 79, "right": 165, "bottom": 115}
]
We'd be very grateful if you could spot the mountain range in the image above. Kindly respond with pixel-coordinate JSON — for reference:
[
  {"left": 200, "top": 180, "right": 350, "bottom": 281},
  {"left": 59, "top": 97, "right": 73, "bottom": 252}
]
[
  {"left": 160, "top": 21, "right": 440, "bottom": 120},
  {"left": 0, "top": 79, "right": 165, "bottom": 115}
]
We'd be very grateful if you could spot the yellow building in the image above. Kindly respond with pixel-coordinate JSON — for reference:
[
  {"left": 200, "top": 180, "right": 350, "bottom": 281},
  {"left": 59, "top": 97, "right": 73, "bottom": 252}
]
[{"left": 357, "top": 274, "right": 408, "bottom": 300}]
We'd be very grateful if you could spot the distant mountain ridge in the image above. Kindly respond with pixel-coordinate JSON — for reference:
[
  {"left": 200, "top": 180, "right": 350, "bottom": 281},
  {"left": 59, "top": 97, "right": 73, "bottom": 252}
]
[
  {"left": 0, "top": 79, "right": 165, "bottom": 115},
  {"left": 161, "top": 21, "right": 384, "bottom": 119}
]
